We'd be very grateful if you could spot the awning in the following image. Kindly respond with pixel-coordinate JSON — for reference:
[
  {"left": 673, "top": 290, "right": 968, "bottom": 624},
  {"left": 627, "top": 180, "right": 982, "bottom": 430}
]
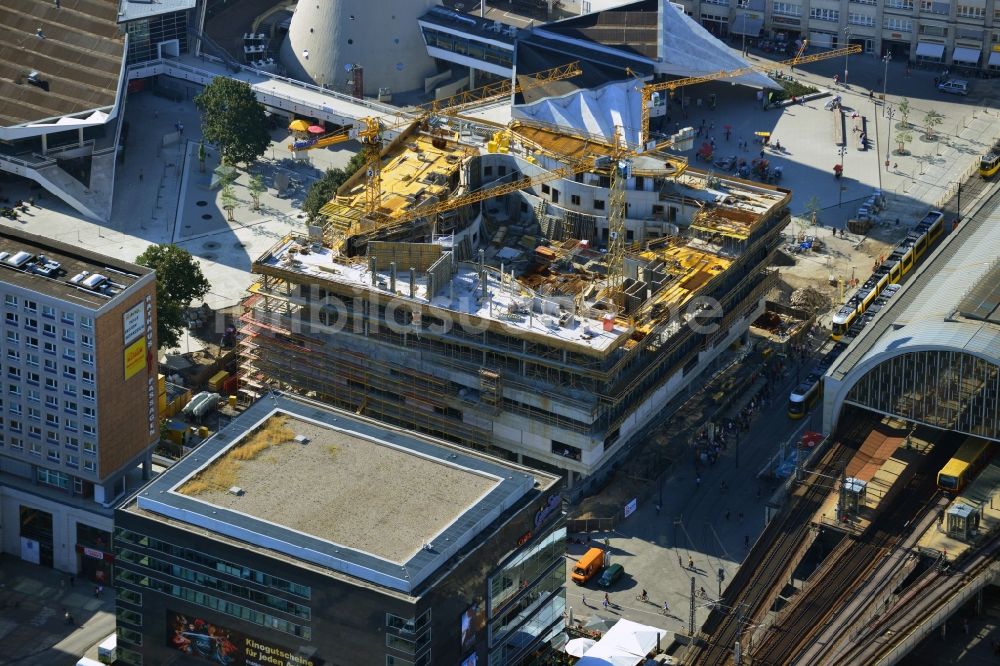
[
  {"left": 952, "top": 46, "right": 981, "bottom": 64},
  {"left": 990, "top": 51, "right": 1000, "bottom": 66},
  {"left": 731, "top": 14, "right": 763, "bottom": 37},
  {"left": 916, "top": 42, "right": 945, "bottom": 59}
]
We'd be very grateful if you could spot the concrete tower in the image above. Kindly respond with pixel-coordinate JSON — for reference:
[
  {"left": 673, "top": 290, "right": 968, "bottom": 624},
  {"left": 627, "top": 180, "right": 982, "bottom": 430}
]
[{"left": 280, "top": 0, "right": 439, "bottom": 98}]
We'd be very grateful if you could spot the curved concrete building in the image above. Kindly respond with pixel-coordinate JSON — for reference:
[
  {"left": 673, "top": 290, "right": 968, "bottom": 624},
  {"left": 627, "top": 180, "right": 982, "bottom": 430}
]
[{"left": 280, "top": 0, "right": 439, "bottom": 97}]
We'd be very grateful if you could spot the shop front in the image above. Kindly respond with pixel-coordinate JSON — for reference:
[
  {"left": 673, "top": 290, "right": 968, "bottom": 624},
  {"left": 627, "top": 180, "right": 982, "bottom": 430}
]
[{"left": 76, "top": 523, "right": 114, "bottom": 584}]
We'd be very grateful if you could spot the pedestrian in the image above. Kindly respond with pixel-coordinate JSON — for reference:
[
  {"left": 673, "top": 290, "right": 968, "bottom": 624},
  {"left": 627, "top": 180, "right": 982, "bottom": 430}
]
[
  {"left": 869, "top": 90, "right": 874, "bottom": 101},
  {"left": 138, "top": 169, "right": 143, "bottom": 183},
  {"left": 663, "top": 600, "right": 670, "bottom": 614},
  {"left": 725, "top": 510, "right": 731, "bottom": 521},
  {"left": 604, "top": 592, "right": 610, "bottom": 605},
  {"left": 759, "top": 149, "right": 765, "bottom": 159},
  {"left": 64, "top": 609, "right": 73, "bottom": 625},
  {"left": 603, "top": 598, "right": 609, "bottom": 610},
  {"left": 695, "top": 475, "right": 702, "bottom": 488},
  {"left": 892, "top": 162, "right": 897, "bottom": 170},
  {"left": 94, "top": 585, "right": 100, "bottom": 598},
  {"left": 54, "top": 0, "right": 60, "bottom": 8},
  {"left": 688, "top": 555, "right": 694, "bottom": 569}
]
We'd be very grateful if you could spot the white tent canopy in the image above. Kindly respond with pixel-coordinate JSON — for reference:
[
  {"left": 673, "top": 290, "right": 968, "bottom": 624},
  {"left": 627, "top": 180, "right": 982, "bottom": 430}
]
[{"left": 576, "top": 618, "right": 669, "bottom": 666}]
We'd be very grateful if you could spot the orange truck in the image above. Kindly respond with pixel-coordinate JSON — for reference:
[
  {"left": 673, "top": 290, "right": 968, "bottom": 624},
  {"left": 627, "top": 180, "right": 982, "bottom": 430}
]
[{"left": 571, "top": 547, "right": 605, "bottom": 584}]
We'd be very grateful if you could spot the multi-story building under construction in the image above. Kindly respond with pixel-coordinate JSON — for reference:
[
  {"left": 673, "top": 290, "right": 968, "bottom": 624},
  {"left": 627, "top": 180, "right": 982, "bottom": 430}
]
[{"left": 239, "top": 119, "right": 791, "bottom": 488}]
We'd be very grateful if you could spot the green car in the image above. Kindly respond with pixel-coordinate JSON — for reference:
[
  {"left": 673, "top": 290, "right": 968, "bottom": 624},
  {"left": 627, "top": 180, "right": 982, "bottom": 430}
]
[{"left": 598, "top": 563, "right": 624, "bottom": 587}]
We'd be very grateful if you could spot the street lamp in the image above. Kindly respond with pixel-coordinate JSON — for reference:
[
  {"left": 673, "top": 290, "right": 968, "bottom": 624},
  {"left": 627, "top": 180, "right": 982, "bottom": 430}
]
[
  {"left": 739, "top": 0, "right": 750, "bottom": 56},
  {"left": 837, "top": 145, "right": 847, "bottom": 206},
  {"left": 842, "top": 28, "right": 852, "bottom": 85},
  {"left": 882, "top": 52, "right": 891, "bottom": 114},
  {"left": 884, "top": 106, "right": 894, "bottom": 170}
]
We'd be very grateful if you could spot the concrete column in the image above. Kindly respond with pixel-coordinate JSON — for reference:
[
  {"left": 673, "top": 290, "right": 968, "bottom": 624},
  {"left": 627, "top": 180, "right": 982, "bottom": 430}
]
[
  {"left": 41, "top": 133, "right": 47, "bottom": 153},
  {"left": 78, "top": 127, "right": 84, "bottom": 147},
  {"left": 142, "top": 451, "right": 152, "bottom": 480}
]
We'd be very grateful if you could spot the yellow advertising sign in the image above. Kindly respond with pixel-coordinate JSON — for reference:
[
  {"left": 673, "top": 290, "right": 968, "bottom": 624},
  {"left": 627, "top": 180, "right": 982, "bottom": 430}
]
[{"left": 124, "top": 338, "right": 146, "bottom": 380}]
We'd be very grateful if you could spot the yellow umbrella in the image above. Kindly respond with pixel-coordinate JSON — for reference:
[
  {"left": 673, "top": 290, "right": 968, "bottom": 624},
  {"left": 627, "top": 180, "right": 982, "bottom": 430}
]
[{"left": 288, "top": 119, "right": 310, "bottom": 132}]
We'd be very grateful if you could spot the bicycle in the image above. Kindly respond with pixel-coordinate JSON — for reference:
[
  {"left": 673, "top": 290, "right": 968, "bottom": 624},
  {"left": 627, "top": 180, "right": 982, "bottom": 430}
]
[{"left": 636, "top": 593, "right": 650, "bottom": 603}]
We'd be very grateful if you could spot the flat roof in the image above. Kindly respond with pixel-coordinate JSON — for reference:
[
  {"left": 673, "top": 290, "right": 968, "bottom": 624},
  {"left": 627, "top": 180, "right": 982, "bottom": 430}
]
[
  {"left": 0, "top": 0, "right": 124, "bottom": 126},
  {"left": 829, "top": 206, "right": 1000, "bottom": 381},
  {"left": 176, "top": 416, "right": 499, "bottom": 563},
  {"left": 117, "top": 0, "right": 196, "bottom": 22},
  {"left": 129, "top": 394, "right": 554, "bottom": 593},
  {"left": 0, "top": 226, "right": 150, "bottom": 308}
]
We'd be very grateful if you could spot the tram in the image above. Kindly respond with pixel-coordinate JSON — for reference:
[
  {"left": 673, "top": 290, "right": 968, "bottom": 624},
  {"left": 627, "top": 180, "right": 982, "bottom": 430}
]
[
  {"left": 980, "top": 151, "right": 1000, "bottom": 178},
  {"left": 831, "top": 211, "right": 944, "bottom": 340},
  {"left": 788, "top": 373, "right": 823, "bottom": 419}
]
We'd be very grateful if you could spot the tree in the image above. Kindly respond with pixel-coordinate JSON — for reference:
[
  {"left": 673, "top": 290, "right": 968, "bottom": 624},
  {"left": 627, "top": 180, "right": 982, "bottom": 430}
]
[
  {"left": 895, "top": 129, "right": 913, "bottom": 154},
  {"left": 248, "top": 173, "right": 265, "bottom": 211},
  {"left": 135, "top": 245, "right": 211, "bottom": 350},
  {"left": 897, "top": 98, "right": 911, "bottom": 128},
  {"left": 301, "top": 152, "right": 369, "bottom": 221},
  {"left": 221, "top": 183, "right": 238, "bottom": 221},
  {"left": 923, "top": 109, "right": 944, "bottom": 139},
  {"left": 194, "top": 78, "right": 271, "bottom": 167},
  {"left": 804, "top": 196, "right": 821, "bottom": 228}
]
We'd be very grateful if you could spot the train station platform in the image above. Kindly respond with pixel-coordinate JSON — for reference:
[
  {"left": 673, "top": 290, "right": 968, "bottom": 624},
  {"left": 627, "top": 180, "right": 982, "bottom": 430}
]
[
  {"left": 815, "top": 421, "right": 933, "bottom": 531},
  {"left": 919, "top": 460, "right": 1000, "bottom": 562}
]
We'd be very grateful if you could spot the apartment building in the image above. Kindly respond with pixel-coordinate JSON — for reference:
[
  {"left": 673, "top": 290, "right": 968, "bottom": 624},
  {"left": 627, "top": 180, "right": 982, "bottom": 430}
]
[
  {"left": 678, "top": 0, "right": 1000, "bottom": 72},
  {"left": 0, "top": 228, "right": 158, "bottom": 578}
]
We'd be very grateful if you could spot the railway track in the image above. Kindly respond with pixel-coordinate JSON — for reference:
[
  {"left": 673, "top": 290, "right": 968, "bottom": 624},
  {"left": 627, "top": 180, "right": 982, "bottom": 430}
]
[
  {"left": 689, "top": 410, "right": 876, "bottom": 666},
  {"left": 748, "top": 431, "right": 957, "bottom": 665}
]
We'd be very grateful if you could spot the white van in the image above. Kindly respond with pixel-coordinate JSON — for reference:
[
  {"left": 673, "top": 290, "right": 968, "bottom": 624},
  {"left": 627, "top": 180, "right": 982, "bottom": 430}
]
[
  {"left": 938, "top": 79, "right": 969, "bottom": 96},
  {"left": 97, "top": 632, "right": 117, "bottom": 664}
]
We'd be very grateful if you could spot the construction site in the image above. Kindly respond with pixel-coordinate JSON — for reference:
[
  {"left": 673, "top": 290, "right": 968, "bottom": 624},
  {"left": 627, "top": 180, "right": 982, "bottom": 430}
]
[{"left": 233, "top": 21, "right": 867, "bottom": 488}]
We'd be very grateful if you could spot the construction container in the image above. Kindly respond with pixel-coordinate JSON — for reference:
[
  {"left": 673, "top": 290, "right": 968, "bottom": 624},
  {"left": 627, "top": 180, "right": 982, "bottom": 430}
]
[
  {"left": 228, "top": 395, "right": 237, "bottom": 408},
  {"left": 198, "top": 426, "right": 209, "bottom": 438},
  {"left": 208, "top": 370, "right": 229, "bottom": 392},
  {"left": 602, "top": 314, "right": 615, "bottom": 332}
]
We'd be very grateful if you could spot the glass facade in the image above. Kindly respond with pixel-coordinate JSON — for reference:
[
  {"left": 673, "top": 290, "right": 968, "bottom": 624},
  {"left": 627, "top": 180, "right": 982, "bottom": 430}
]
[
  {"left": 421, "top": 27, "right": 514, "bottom": 68},
  {"left": 846, "top": 350, "right": 1000, "bottom": 440},
  {"left": 125, "top": 11, "right": 190, "bottom": 64}
]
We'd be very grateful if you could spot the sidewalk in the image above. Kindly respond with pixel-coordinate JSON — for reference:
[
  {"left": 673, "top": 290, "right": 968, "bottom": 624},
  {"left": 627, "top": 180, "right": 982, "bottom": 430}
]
[{"left": 0, "top": 554, "right": 114, "bottom": 665}]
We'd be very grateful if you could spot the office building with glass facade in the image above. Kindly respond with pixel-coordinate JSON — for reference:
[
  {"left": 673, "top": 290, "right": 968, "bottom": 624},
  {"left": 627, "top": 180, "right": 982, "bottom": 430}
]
[{"left": 114, "top": 393, "right": 565, "bottom": 666}]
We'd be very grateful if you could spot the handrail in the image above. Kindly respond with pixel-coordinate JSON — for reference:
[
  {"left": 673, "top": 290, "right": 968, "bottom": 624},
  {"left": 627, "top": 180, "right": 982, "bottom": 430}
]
[{"left": 0, "top": 151, "right": 56, "bottom": 170}]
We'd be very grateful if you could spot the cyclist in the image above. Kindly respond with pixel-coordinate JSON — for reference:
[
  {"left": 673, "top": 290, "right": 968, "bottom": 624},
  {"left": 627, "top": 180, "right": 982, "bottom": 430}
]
[
  {"left": 640, "top": 589, "right": 648, "bottom": 602},
  {"left": 699, "top": 586, "right": 707, "bottom": 598}
]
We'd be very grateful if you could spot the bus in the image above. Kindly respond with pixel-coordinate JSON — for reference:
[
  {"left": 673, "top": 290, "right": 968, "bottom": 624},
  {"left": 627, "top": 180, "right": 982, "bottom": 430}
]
[
  {"left": 788, "top": 374, "right": 822, "bottom": 419},
  {"left": 937, "top": 437, "right": 994, "bottom": 493}
]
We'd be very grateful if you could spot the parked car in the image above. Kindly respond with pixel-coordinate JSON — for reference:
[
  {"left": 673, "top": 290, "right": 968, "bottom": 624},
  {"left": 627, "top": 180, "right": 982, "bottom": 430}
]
[
  {"left": 598, "top": 562, "right": 625, "bottom": 587},
  {"left": 938, "top": 79, "right": 969, "bottom": 96}
]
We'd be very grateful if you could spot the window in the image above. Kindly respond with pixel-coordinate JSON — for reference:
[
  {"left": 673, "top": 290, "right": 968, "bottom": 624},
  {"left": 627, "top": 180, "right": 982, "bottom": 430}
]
[
  {"left": 65, "top": 401, "right": 78, "bottom": 414},
  {"left": 957, "top": 5, "right": 984, "bottom": 17},
  {"left": 4, "top": 295, "right": 17, "bottom": 307},
  {"left": 67, "top": 454, "right": 79, "bottom": 468},
  {"left": 83, "top": 388, "right": 95, "bottom": 400},
  {"left": 66, "top": 418, "right": 78, "bottom": 432},
  {"left": 43, "top": 342, "right": 56, "bottom": 355},
  {"left": 571, "top": 194, "right": 581, "bottom": 205},
  {"left": 921, "top": 24, "right": 947, "bottom": 36},
  {"left": 884, "top": 16, "right": 913, "bottom": 30},
  {"left": 63, "top": 366, "right": 76, "bottom": 379},
  {"left": 61, "top": 312, "right": 75, "bottom": 325},
  {"left": 10, "top": 437, "right": 22, "bottom": 451},
  {"left": 7, "top": 367, "right": 20, "bottom": 380},
  {"left": 772, "top": 3, "right": 802, "bottom": 17},
  {"left": 42, "top": 323, "right": 56, "bottom": 337},
  {"left": 45, "top": 395, "right": 57, "bottom": 408},
  {"left": 63, "top": 348, "right": 75, "bottom": 361},
  {"left": 62, "top": 329, "right": 75, "bottom": 343},
  {"left": 9, "top": 419, "right": 21, "bottom": 433},
  {"left": 44, "top": 359, "right": 57, "bottom": 373},
  {"left": 809, "top": 7, "right": 839, "bottom": 20},
  {"left": 9, "top": 403, "right": 21, "bottom": 415},
  {"left": 83, "top": 371, "right": 94, "bottom": 385},
  {"left": 30, "top": 441, "right": 42, "bottom": 456},
  {"left": 7, "top": 349, "right": 20, "bottom": 362},
  {"left": 37, "top": 468, "right": 70, "bottom": 490},
  {"left": 541, "top": 184, "right": 550, "bottom": 194},
  {"left": 6, "top": 331, "right": 18, "bottom": 344},
  {"left": 83, "top": 406, "right": 96, "bottom": 419},
  {"left": 81, "top": 316, "right": 92, "bottom": 329},
  {"left": 64, "top": 383, "right": 76, "bottom": 396},
  {"left": 29, "top": 425, "right": 41, "bottom": 438},
  {"left": 6, "top": 312, "right": 19, "bottom": 326},
  {"left": 42, "top": 305, "right": 55, "bottom": 318},
  {"left": 24, "top": 300, "right": 36, "bottom": 313},
  {"left": 84, "top": 424, "right": 96, "bottom": 436},
  {"left": 483, "top": 166, "right": 493, "bottom": 176},
  {"left": 65, "top": 435, "right": 79, "bottom": 449},
  {"left": 849, "top": 12, "right": 875, "bottom": 24},
  {"left": 27, "top": 372, "right": 39, "bottom": 384},
  {"left": 46, "top": 414, "right": 58, "bottom": 427},
  {"left": 47, "top": 448, "right": 60, "bottom": 462},
  {"left": 594, "top": 199, "right": 605, "bottom": 210},
  {"left": 8, "top": 384, "right": 20, "bottom": 396},
  {"left": 850, "top": 0, "right": 877, "bottom": 5},
  {"left": 45, "top": 377, "right": 58, "bottom": 391},
  {"left": 81, "top": 334, "right": 93, "bottom": 348},
  {"left": 26, "top": 353, "right": 37, "bottom": 367},
  {"left": 24, "top": 318, "right": 37, "bottom": 331},
  {"left": 26, "top": 336, "right": 38, "bottom": 349},
  {"left": 84, "top": 459, "right": 95, "bottom": 472},
  {"left": 82, "top": 352, "right": 94, "bottom": 366}
]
